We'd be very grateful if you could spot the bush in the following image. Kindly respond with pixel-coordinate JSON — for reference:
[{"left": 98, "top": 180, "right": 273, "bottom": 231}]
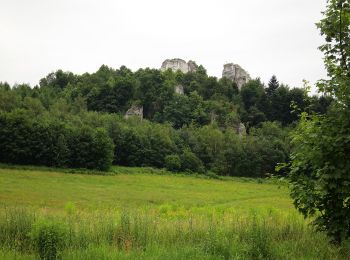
[
  {"left": 164, "top": 154, "right": 181, "bottom": 172},
  {"left": 181, "top": 149, "right": 205, "bottom": 173},
  {"left": 29, "top": 219, "right": 68, "bottom": 260}
]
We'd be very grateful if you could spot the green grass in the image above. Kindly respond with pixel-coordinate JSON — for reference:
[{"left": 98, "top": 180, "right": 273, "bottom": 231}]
[
  {"left": 0, "top": 166, "right": 349, "bottom": 259},
  {"left": 0, "top": 167, "right": 290, "bottom": 212}
]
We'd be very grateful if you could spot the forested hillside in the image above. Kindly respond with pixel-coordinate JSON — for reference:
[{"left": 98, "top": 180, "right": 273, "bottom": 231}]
[{"left": 0, "top": 65, "right": 331, "bottom": 176}]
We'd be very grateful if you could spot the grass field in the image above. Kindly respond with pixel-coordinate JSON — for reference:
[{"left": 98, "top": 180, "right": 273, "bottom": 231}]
[
  {"left": 0, "top": 167, "right": 291, "bottom": 212},
  {"left": 0, "top": 166, "right": 349, "bottom": 259}
]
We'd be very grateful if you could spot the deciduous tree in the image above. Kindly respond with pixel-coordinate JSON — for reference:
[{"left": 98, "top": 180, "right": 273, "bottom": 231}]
[{"left": 289, "top": 0, "right": 350, "bottom": 244}]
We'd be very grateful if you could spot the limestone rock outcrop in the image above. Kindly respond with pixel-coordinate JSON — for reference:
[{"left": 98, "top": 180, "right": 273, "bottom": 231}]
[
  {"left": 161, "top": 58, "right": 251, "bottom": 90},
  {"left": 222, "top": 63, "right": 251, "bottom": 89},
  {"left": 236, "top": 123, "right": 246, "bottom": 137},
  {"left": 161, "top": 58, "right": 198, "bottom": 73},
  {"left": 125, "top": 105, "right": 143, "bottom": 120},
  {"left": 187, "top": 60, "right": 198, "bottom": 72},
  {"left": 174, "top": 85, "right": 184, "bottom": 95}
]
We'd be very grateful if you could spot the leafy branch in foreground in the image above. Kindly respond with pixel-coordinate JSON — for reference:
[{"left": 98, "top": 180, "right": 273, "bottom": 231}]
[{"left": 289, "top": 0, "right": 350, "bottom": 244}]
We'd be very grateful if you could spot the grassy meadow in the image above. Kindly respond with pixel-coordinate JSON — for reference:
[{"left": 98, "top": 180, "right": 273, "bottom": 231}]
[{"left": 0, "top": 166, "right": 349, "bottom": 259}]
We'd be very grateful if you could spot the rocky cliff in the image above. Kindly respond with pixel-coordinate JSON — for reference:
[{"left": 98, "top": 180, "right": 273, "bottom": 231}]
[
  {"left": 125, "top": 105, "right": 143, "bottom": 120},
  {"left": 160, "top": 58, "right": 251, "bottom": 89},
  {"left": 161, "top": 58, "right": 198, "bottom": 73},
  {"left": 222, "top": 63, "right": 251, "bottom": 89}
]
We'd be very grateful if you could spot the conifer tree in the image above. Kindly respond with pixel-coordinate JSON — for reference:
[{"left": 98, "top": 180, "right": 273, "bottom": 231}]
[{"left": 266, "top": 75, "right": 279, "bottom": 96}]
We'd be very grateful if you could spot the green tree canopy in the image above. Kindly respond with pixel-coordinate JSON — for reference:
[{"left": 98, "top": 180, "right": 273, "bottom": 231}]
[{"left": 289, "top": 0, "right": 350, "bottom": 244}]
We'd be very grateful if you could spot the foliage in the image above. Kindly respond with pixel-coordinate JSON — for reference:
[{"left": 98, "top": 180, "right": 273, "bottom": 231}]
[
  {"left": 316, "top": 0, "right": 350, "bottom": 104},
  {"left": 289, "top": 0, "right": 350, "bottom": 244},
  {"left": 0, "top": 46, "right": 332, "bottom": 176},
  {"left": 112, "top": 120, "right": 177, "bottom": 168},
  {"left": 266, "top": 75, "right": 279, "bottom": 96},
  {"left": 0, "top": 111, "right": 114, "bottom": 171},
  {"left": 29, "top": 219, "right": 68, "bottom": 259},
  {"left": 67, "top": 127, "right": 114, "bottom": 171},
  {"left": 290, "top": 109, "right": 350, "bottom": 243},
  {"left": 180, "top": 149, "right": 205, "bottom": 173},
  {"left": 164, "top": 154, "right": 182, "bottom": 172}
]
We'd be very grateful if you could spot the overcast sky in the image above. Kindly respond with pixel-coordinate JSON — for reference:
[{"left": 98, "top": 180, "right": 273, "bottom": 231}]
[{"left": 1, "top": 0, "right": 327, "bottom": 89}]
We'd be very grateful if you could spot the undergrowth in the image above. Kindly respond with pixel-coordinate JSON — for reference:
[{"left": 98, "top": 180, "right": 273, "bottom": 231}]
[{"left": 0, "top": 207, "right": 349, "bottom": 259}]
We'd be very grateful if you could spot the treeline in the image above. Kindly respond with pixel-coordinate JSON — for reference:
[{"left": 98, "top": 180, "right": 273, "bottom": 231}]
[
  {"left": 1, "top": 65, "right": 331, "bottom": 129},
  {"left": 0, "top": 108, "right": 289, "bottom": 177},
  {"left": 0, "top": 65, "right": 331, "bottom": 176},
  {"left": 0, "top": 111, "right": 113, "bottom": 171}
]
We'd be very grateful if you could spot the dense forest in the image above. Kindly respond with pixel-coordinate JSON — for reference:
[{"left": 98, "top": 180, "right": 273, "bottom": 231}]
[{"left": 0, "top": 65, "right": 332, "bottom": 176}]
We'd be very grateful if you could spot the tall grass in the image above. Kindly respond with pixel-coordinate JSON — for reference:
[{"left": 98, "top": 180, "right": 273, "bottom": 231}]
[{"left": 0, "top": 206, "right": 349, "bottom": 259}]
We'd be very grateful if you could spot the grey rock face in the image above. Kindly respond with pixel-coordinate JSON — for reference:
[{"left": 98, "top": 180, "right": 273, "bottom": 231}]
[
  {"left": 237, "top": 123, "right": 246, "bottom": 137},
  {"left": 175, "top": 85, "right": 184, "bottom": 95},
  {"left": 222, "top": 63, "right": 251, "bottom": 89},
  {"left": 210, "top": 111, "right": 217, "bottom": 123},
  {"left": 125, "top": 105, "right": 143, "bottom": 120},
  {"left": 187, "top": 60, "right": 198, "bottom": 72},
  {"left": 161, "top": 58, "right": 198, "bottom": 73}
]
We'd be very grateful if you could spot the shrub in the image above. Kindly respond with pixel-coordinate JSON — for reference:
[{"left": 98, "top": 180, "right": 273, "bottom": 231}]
[
  {"left": 29, "top": 219, "right": 68, "bottom": 260},
  {"left": 164, "top": 154, "right": 181, "bottom": 172},
  {"left": 181, "top": 149, "right": 205, "bottom": 173}
]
